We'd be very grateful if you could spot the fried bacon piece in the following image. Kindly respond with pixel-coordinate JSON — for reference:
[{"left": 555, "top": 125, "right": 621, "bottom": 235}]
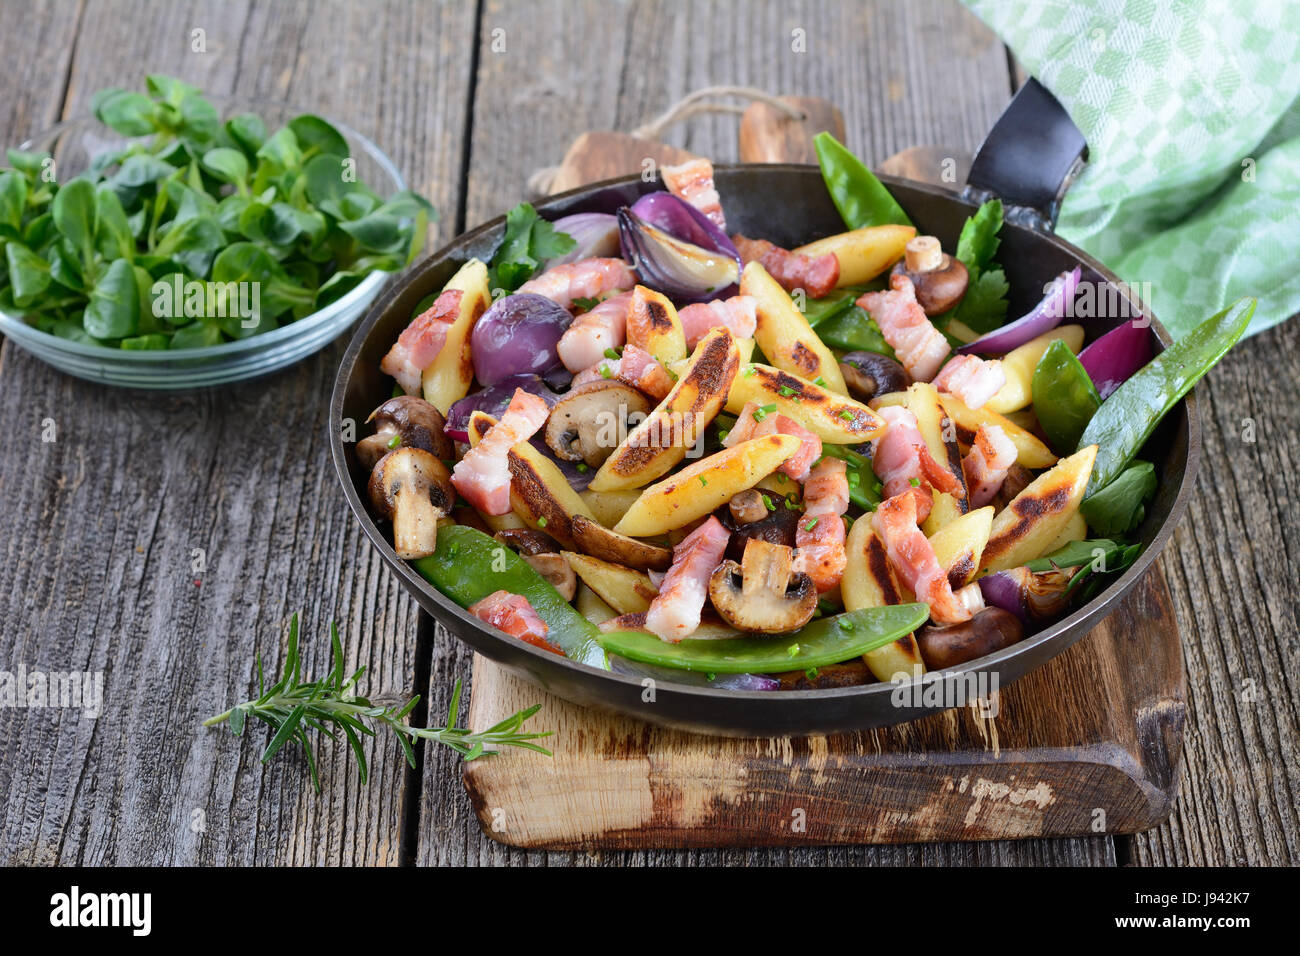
[
  {"left": 380, "top": 289, "right": 464, "bottom": 394},
  {"left": 469, "top": 590, "right": 562, "bottom": 655},
  {"left": 732, "top": 235, "right": 839, "bottom": 298}
]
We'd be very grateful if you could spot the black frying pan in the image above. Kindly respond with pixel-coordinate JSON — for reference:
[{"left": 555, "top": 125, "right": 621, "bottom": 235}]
[{"left": 329, "top": 83, "right": 1199, "bottom": 737}]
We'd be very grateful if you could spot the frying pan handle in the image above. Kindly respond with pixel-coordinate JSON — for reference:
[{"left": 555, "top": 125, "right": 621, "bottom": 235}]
[{"left": 964, "top": 77, "right": 1087, "bottom": 232}]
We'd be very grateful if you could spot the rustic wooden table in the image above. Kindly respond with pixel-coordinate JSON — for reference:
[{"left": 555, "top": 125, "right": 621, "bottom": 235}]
[{"left": 1, "top": 0, "right": 1295, "bottom": 867}]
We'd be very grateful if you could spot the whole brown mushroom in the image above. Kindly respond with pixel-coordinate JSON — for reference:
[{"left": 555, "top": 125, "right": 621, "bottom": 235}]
[
  {"left": 915, "top": 607, "right": 1024, "bottom": 670},
  {"left": 839, "top": 351, "right": 910, "bottom": 403},
  {"left": 890, "top": 235, "right": 969, "bottom": 316},
  {"left": 357, "top": 396, "right": 454, "bottom": 471}
]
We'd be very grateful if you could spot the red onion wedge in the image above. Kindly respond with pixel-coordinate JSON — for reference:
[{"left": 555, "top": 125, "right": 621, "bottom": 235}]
[
  {"left": 1077, "top": 319, "right": 1154, "bottom": 401},
  {"left": 445, "top": 373, "right": 558, "bottom": 443},
  {"left": 978, "top": 565, "right": 1078, "bottom": 626},
  {"left": 618, "top": 192, "right": 741, "bottom": 302},
  {"left": 957, "top": 267, "right": 1081, "bottom": 356},
  {"left": 546, "top": 213, "right": 620, "bottom": 266}
]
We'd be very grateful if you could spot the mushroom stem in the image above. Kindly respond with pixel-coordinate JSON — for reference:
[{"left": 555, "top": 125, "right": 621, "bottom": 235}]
[
  {"left": 905, "top": 236, "right": 944, "bottom": 273},
  {"left": 367, "top": 448, "right": 455, "bottom": 560}
]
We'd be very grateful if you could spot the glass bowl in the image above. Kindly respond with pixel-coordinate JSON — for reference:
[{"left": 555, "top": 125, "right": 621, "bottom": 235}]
[{"left": 0, "top": 100, "right": 407, "bottom": 389}]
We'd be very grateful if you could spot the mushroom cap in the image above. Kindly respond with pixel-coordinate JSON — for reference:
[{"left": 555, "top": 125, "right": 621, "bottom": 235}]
[
  {"left": 915, "top": 606, "right": 1024, "bottom": 670},
  {"left": 494, "top": 527, "right": 562, "bottom": 556},
  {"left": 708, "top": 538, "right": 817, "bottom": 634},
  {"left": 522, "top": 553, "right": 577, "bottom": 601},
  {"left": 544, "top": 381, "right": 651, "bottom": 466},
  {"left": 839, "top": 351, "right": 910, "bottom": 402},
  {"left": 366, "top": 395, "right": 454, "bottom": 460},
  {"left": 891, "top": 250, "right": 969, "bottom": 316},
  {"left": 719, "top": 502, "right": 798, "bottom": 564}
]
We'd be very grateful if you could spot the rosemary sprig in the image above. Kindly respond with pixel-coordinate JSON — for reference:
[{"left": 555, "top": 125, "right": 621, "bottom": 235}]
[{"left": 203, "top": 613, "right": 552, "bottom": 791}]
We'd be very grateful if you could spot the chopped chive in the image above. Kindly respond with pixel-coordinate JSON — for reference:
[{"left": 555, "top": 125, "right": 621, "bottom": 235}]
[
  {"left": 909, "top": 477, "right": 921, "bottom": 487},
  {"left": 536, "top": 517, "right": 548, "bottom": 528},
  {"left": 776, "top": 473, "right": 788, "bottom": 484},
  {"left": 599, "top": 365, "right": 613, "bottom": 379},
  {"left": 848, "top": 471, "right": 861, "bottom": 486},
  {"left": 576, "top": 462, "right": 589, "bottom": 473},
  {"left": 386, "top": 434, "right": 402, "bottom": 449},
  {"left": 778, "top": 386, "right": 796, "bottom": 397},
  {"left": 805, "top": 667, "right": 819, "bottom": 681},
  {"left": 838, "top": 618, "right": 854, "bottom": 631},
  {"left": 814, "top": 377, "right": 826, "bottom": 387},
  {"left": 787, "top": 644, "right": 800, "bottom": 658},
  {"left": 717, "top": 429, "right": 730, "bottom": 442},
  {"left": 840, "top": 410, "right": 855, "bottom": 421},
  {"left": 604, "top": 347, "right": 620, "bottom": 360},
  {"left": 698, "top": 476, "right": 708, "bottom": 487},
  {"left": 762, "top": 494, "right": 775, "bottom": 511},
  {"left": 743, "top": 366, "right": 757, "bottom": 377},
  {"left": 804, "top": 518, "right": 819, "bottom": 532}
]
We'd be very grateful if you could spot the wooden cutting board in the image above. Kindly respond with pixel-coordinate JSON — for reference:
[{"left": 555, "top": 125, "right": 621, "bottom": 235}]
[{"left": 460, "top": 97, "right": 1186, "bottom": 849}]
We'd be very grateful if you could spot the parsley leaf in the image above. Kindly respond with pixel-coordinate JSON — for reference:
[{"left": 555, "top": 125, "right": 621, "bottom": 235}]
[
  {"left": 488, "top": 202, "right": 576, "bottom": 292},
  {"left": 944, "top": 199, "right": 1010, "bottom": 334}
]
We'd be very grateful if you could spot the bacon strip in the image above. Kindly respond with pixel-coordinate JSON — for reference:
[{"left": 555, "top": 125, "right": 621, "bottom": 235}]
[
  {"left": 518, "top": 257, "right": 636, "bottom": 310},
  {"left": 644, "top": 516, "right": 731, "bottom": 642},
  {"left": 724, "top": 401, "right": 822, "bottom": 482},
  {"left": 662, "top": 158, "right": 725, "bottom": 229},
  {"left": 380, "top": 289, "right": 463, "bottom": 394},
  {"left": 794, "top": 459, "right": 849, "bottom": 593},
  {"left": 871, "top": 492, "right": 983, "bottom": 625},
  {"left": 932, "top": 354, "right": 1007, "bottom": 410},
  {"left": 677, "top": 295, "right": 757, "bottom": 349},
  {"left": 468, "top": 590, "right": 562, "bottom": 655},
  {"left": 570, "top": 344, "right": 675, "bottom": 400},
  {"left": 857, "top": 274, "right": 950, "bottom": 382},
  {"left": 732, "top": 235, "right": 839, "bottom": 298},
  {"left": 963, "top": 424, "right": 1018, "bottom": 508},
  {"left": 557, "top": 291, "right": 630, "bottom": 373},
  {"left": 450, "top": 389, "right": 550, "bottom": 515},
  {"left": 869, "top": 406, "right": 960, "bottom": 525}
]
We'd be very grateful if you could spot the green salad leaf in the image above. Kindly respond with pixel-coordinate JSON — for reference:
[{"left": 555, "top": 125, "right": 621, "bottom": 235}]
[{"left": 0, "top": 75, "right": 434, "bottom": 349}]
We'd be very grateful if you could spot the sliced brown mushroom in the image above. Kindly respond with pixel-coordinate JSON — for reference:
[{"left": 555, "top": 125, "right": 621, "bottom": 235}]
[
  {"left": 915, "top": 607, "right": 1024, "bottom": 670},
  {"left": 890, "top": 235, "right": 969, "bottom": 315},
  {"left": 494, "top": 527, "right": 562, "bottom": 556},
  {"left": 569, "top": 514, "right": 673, "bottom": 571},
  {"left": 708, "top": 538, "right": 817, "bottom": 633},
  {"left": 367, "top": 447, "right": 455, "bottom": 559},
  {"left": 838, "top": 351, "right": 910, "bottom": 403},
  {"left": 521, "top": 553, "right": 577, "bottom": 601},
  {"left": 544, "top": 382, "right": 651, "bottom": 467},
  {"left": 358, "top": 396, "right": 454, "bottom": 471}
]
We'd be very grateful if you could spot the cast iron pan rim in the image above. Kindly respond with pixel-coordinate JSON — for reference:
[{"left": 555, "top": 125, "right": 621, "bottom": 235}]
[{"left": 330, "top": 165, "right": 1200, "bottom": 704}]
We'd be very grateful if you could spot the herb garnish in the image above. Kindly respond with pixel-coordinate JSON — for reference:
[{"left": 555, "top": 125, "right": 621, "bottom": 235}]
[{"left": 202, "top": 614, "right": 551, "bottom": 791}]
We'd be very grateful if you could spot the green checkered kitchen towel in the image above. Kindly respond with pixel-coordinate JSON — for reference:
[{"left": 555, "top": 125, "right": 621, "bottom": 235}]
[{"left": 964, "top": 0, "right": 1300, "bottom": 338}]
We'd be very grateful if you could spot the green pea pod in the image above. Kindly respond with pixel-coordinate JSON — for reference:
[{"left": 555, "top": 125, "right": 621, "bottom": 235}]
[
  {"left": 598, "top": 603, "right": 929, "bottom": 674},
  {"left": 412, "top": 525, "right": 608, "bottom": 669},
  {"left": 814, "top": 303, "right": 896, "bottom": 357},
  {"left": 1079, "top": 298, "right": 1255, "bottom": 497},
  {"left": 1032, "top": 338, "right": 1101, "bottom": 453},
  {"left": 813, "top": 132, "right": 912, "bottom": 229}
]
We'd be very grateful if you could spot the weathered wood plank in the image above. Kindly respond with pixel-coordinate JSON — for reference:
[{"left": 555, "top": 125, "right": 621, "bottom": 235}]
[
  {"left": 1131, "top": 316, "right": 1300, "bottom": 866},
  {"left": 0, "top": 0, "right": 83, "bottom": 140},
  {"left": 415, "top": 0, "right": 1123, "bottom": 867},
  {"left": 0, "top": 0, "right": 475, "bottom": 865}
]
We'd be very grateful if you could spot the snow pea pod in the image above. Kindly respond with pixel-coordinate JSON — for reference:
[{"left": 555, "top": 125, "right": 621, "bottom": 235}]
[
  {"left": 413, "top": 525, "right": 608, "bottom": 668},
  {"left": 814, "top": 132, "right": 913, "bottom": 229},
  {"left": 598, "top": 603, "right": 929, "bottom": 674},
  {"left": 1032, "top": 338, "right": 1101, "bottom": 453},
  {"left": 1079, "top": 298, "right": 1255, "bottom": 497}
]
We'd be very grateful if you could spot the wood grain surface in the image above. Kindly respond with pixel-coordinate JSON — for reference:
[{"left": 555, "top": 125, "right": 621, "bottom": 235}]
[{"left": 0, "top": 0, "right": 1294, "bottom": 867}]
